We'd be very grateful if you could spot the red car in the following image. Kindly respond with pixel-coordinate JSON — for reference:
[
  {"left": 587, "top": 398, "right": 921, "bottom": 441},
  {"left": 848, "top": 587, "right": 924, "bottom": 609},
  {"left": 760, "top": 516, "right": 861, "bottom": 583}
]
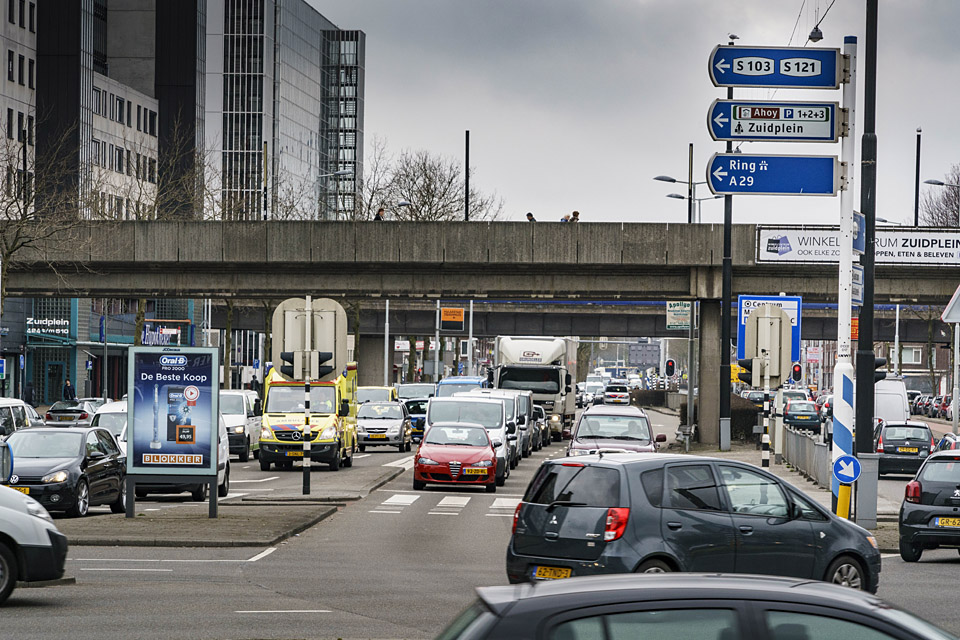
[{"left": 413, "top": 422, "right": 498, "bottom": 493}]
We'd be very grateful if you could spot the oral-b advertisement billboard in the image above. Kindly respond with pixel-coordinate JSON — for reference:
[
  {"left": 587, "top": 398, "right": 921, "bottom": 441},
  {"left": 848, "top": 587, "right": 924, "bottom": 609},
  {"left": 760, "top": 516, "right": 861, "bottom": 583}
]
[
  {"left": 127, "top": 347, "right": 219, "bottom": 476},
  {"left": 758, "top": 226, "right": 960, "bottom": 265}
]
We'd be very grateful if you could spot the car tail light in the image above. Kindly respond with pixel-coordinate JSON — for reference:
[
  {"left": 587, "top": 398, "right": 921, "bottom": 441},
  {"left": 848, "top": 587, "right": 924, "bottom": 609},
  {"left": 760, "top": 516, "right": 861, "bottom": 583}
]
[
  {"left": 876, "top": 435, "right": 883, "bottom": 453},
  {"left": 512, "top": 503, "right": 522, "bottom": 534},
  {"left": 45, "top": 413, "right": 52, "bottom": 421},
  {"left": 604, "top": 507, "right": 630, "bottom": 541},
  {"left": 905, "top": 480, "right": 922, "bottom": 504},
  {"left": 561, "top": 462, "right": 585, "bottom": 467},
  {"left": 79, "top": 412, "right": 88, "bottom": 420},
  {"left": 931, "top": 436, "right": 937, "bottom": 450}
]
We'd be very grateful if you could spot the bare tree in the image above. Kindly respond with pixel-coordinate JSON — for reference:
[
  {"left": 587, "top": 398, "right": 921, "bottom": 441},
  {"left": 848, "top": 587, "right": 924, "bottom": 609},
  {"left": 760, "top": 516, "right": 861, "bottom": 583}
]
[
  {"left": 388, "top": 149, "right": 503, "bottom": 222},
  {"left": 920, "top": 164, "right": 960, "bottom": 226},
  {"left": 350, "top": 135, "right": 394, "bottom": 220}
]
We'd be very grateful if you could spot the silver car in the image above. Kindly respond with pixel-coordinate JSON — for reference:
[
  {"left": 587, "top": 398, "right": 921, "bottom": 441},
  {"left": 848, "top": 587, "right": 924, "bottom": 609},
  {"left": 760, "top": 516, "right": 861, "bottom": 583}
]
[
  {"left": 44, "top": 399, "right": 106, "bottom": 428},
  {"left": 356, "top": 401, "right": 412, "bottom": 452}
]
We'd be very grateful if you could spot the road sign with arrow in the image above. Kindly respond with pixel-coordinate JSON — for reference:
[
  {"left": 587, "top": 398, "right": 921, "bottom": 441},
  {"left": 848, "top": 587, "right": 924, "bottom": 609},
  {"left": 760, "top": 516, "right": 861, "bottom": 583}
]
[
  {"left": 707, "top": 153, "right": 840, "bottom": 196},
  {"left": 707, "top": 99, "right": 840, "bottom": 143},
  {"left": 832, "top": 454, "right": 862, "bottom": 485},
  {"left": 709, "top": 45, "right": 842, "bottom": 89}
]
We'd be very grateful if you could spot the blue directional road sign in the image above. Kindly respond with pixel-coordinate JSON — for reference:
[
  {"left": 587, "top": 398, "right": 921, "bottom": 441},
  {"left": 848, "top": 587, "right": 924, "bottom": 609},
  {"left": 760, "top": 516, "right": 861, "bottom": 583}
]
[
  {"left": 0, "top": 359, "right": 5, "bottom": 379},
  {"left": 707, "top": 154, "right": 840, "bottom": 196},
  {"left": 709, "top": 45, "right": 842, "bottom": 89},
  {"left": 707, "top": 100, "right": 840, "bottom": 143},
  {"left": 737, "top": 295, "right": 802, "bottom": 362},
  {"left": 832, "top": 455, "right": 862, "bottom": 485}
]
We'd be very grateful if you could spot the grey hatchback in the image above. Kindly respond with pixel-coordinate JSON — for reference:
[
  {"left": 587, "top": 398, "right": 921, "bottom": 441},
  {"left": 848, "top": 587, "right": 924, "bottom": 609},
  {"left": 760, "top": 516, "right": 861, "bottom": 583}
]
[{"left": 506, "top": 453, "right": 881, "bottom": 591}]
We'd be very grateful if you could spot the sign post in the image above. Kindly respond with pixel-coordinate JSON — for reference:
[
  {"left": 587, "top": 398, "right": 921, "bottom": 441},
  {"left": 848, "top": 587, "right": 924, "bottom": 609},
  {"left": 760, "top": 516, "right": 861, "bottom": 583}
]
[{"left": 126, "top": 346, "right": 220, "bottom": 518}]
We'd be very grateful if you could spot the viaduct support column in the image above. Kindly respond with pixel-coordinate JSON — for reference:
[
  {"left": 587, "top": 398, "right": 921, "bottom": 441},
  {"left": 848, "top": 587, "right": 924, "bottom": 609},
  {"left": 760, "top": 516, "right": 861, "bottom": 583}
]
[
  {"left": 356, "top": 337, "right": 386, "bottom": 387},
  {"left": 698, "top": 299, "right": 721, "bottom": 446}
]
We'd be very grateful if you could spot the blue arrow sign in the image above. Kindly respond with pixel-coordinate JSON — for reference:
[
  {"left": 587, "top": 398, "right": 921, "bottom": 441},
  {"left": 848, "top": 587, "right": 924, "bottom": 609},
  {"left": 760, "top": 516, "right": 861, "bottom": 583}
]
[
  {"left": 709, "top": 45, "right": 842, "bottom": 89},
  {"left": 707, "top": 153, "right": 840, "bottom": 196},
  {"left": 707, "top": 100, "right": 839, "bottom": 143},
  {"left": 832, "top": 454, "right": 861, "bottom": 484},
  {"left": 853, "top": 211, "right": 865, "bottom": 254}
]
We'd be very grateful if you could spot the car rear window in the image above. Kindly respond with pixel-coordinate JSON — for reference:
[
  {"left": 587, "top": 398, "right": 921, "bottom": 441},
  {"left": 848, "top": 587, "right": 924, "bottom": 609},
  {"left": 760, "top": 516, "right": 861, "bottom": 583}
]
[
  {"left": 523, "top": 464, "right": 621, "bottom": 507},
  {"left": 884, "top": 426, "right": 931, "bottom": 440},
  {"left": 919, "top": 459, "right": 960, "bottom": 483},
  {"left": 788, "top": 402, "right": 816, "bottom": 412}
]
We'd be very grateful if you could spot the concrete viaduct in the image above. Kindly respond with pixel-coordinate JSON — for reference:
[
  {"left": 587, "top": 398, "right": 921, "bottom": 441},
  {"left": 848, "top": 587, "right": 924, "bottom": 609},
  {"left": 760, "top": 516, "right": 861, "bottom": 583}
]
[{"left": 6, "top": 220, "right": 957, "bottom": 445}]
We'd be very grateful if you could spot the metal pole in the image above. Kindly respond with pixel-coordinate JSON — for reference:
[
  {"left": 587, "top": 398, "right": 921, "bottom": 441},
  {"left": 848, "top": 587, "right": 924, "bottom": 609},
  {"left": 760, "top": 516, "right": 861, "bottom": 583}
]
[
  {"left": 719, "top": 58, "right": 734, "bottom": 451},
  {"left": 464, "top": 131, "right": 470, "bottom": 222},
  {"left": 687, "top": 143, "right": 694, "bottom": 225},
  {"left": 894, "top": 304, "right": 900, "bottom": 375},
  {"left": 468, "top": 300, "right": 474, "bottom": 375},
  {"left": 834, "top": 35, "right": 858, "bottom": 515},
  {"left": 914, "top": 128, "right": 922, "bottom": 226},
  {"left": 383, "top": 300, "right": 390, "bottom": 386},
  {"left": 953, "top": 323, "right": 959, "bottom": 435},
  {"left": 102, "top": 300, "right": 108, "bottom": 401},
  {"left": 303, "top": 296, "right": 311, "bottom": 495},
  {"left": 434, "top": 301, "right": 440, "bottom": 382},
  {"left": 262, "top": 140, "right": 268, "bottom": 221},
  {"left": 762, "top": 343, "right": 771, "bottom": 469}
]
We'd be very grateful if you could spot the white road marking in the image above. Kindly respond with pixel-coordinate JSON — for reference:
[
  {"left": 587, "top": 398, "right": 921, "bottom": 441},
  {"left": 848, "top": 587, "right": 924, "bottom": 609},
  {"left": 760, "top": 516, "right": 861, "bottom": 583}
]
[
  {"left": 354, "top": 454, "right": 370, "bottom": 459},
  {"left": 232, "top": 476, "right": 279, "bottom": 484},
  {"left": 491, "top": 498, "right": 521, "bottom": 510},
  {"left": 246, "top": 547, "right": 277, "bottom": 563},
  {"left": 368, "top": 510, "right": 402, "bottom": 514},
  {"left": 81, "top": 568, "right": 173, "bottom": 572},
  {"left": 74, "top": 558, "right": 248, "bottom": 564},
  {"left": 428, "top": 511, "right": 459, "bottom": 516},
  {"left": 237, "top": 610, "right": 330, "bottom": 614},
  {"left": 145, "top": 508, "right": 160, "bottom": 512},
  {"left": 437, "top": 496, "right": 471, "bottom": 508},
  {"left": 382, "top": 494, "right": 419, "bottom": 506},
  {"left": 377, "top": 489, "right": 525, "bottom": 497},
  {"left": 382, "top": 456, "right": 415, "bottom": 470},
  {"left": 485, "top": 514, "right": 515, "bottom": 518},
  {"left": 881, "top": 553, "right": 899, "bottom": 559},
  {"left": 220, "top": 492, "right": 247, "bottom": 501}
]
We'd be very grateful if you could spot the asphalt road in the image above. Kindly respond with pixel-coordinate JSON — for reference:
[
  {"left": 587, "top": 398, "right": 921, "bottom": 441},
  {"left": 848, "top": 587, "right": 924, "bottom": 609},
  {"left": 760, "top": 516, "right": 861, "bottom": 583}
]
[{"left": 7, "top": 412, "right": 960, "bottom": 639}]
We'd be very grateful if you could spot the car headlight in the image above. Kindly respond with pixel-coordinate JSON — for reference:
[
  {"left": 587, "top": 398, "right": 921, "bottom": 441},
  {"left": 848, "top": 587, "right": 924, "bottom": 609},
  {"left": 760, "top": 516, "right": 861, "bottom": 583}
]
[
  {"left": 234, "top": 426, "right": 245, "bottom": 434},
  {"left": 41, "top": 470, "right": 68, "bottom": 483},
  {"left": 319, "top": 426, "right": 337, "bottom": 440},
  {"left": 24, "top": 497, "right": 53, "bottom": 524},
  {"left": 260, "top": 427, "right": 273, "bottom": 440},
  {"left": 472, "top": 460, "right": 493, "bottom": 467},
  {"left": 388, "top": 426, "right": 400, "bottom": 434},
  {"left": 417, "top": 457, "right": 439, "bottom": 465},
  {"left": 550, "top": 414, "right": 561, "bottom": 422}
]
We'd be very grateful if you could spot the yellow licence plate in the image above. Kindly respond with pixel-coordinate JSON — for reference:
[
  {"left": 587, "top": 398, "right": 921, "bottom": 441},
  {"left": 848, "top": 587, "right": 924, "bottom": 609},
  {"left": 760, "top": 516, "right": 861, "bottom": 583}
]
[
  {"left": 534, "top": 566, "right": 571, "bottom": 580},
  {"left": 59, "top": 416, "right": 73, "bottom": 421},
  {"left": 898, "top": 447, "right": 919, "bottom": 453},
  {"left": 937, "top": 517, "right": 960, "bottom": 528},
  {"left": 464, "top": 468, "right": 487, "bottom": 475},
  {"left": 285, "top": 451, "right": 304, "bottom": 457},
  {"left": 369, "top": 434, "right": 387, "bottom": 439},
  {"left": 7, "top": 486, "right": 29, "bottom": 494}
]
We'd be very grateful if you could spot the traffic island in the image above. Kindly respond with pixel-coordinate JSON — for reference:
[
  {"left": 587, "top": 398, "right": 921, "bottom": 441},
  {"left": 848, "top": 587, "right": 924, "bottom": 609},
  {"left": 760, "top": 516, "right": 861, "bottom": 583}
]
[{"left": 53, "top": 504, "right": 337, "bottom": 547}]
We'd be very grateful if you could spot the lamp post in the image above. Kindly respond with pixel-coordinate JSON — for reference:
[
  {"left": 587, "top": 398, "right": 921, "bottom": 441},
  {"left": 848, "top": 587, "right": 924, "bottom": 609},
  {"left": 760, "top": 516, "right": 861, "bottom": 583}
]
[
  {"left": 666, "top": 193, "right": 724, "bottom": 223},
  {"left": 318, "top": 169, "right": 352, "bottom": 220}
]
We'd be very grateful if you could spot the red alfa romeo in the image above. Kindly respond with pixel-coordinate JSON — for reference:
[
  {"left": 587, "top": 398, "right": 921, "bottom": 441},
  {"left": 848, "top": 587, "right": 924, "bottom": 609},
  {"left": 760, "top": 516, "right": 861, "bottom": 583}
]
[{"left": 413, "top": 422, "right": 498, "bottom": 493}]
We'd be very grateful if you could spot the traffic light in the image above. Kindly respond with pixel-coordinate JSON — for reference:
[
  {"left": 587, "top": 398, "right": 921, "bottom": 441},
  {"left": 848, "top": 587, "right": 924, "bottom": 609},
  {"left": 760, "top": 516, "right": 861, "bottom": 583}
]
[
  {"left": 665, "top": 359, "right": 676, "bottom": 377},
  {"left": 279, "top": 351, "right": 334, "bottom": 380},
  {"left": 791, "top": 363, "right": 802, "bottom": 382},
  {"left": 737, "top": 358, "right": 757, "bottom": 386},
  {"left": 874, "top": 356, "right": 887, "bottom": 382}
]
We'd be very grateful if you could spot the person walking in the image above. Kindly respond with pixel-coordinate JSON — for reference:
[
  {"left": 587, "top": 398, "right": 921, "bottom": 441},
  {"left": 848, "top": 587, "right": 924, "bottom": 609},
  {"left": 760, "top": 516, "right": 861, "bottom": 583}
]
[
  {"left": 560, "top": 214, "right": 571, "bottom": 222},
  {"left": 62, "top": 379, "right": 76, "bottom": 402},
  {"left": 571, "top": 210, "right": 580, "bottom": 222},
  {"left": 373, "top": 208, "right": 385, "bottom": 221},
  {"left": 526, "top": 212, "right": 537, "bottom": 222}
]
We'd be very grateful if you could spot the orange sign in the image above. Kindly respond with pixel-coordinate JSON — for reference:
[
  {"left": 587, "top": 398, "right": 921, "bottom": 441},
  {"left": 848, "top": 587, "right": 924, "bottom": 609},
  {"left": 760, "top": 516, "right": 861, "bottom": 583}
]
[
  {"left": 440, "top": 308, "right": 465, "bottom": 331},
  {"left": 851, "top": 318, "right": 859, "bottom": 340}
]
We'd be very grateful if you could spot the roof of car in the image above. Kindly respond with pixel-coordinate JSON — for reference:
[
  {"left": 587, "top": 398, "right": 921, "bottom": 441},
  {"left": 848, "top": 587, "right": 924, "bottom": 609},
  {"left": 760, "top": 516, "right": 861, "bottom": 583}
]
[
  {"left": 358, "top": 386, "right": 394, "bottom": 391},
  {"left": 13, "top": 425, "right": 100, "bottom": 435},
  {"left": 476, "top": 574, "right": 884, "bottom": 615},
  {"left": 928, "top": 450, "right": 960, "bottom": 460},
  {"left": 882, "top": 421, "right": 931, "bottom": 428},
  {"left": 580, "top": 405, "right": 647, "bottom": 417},
  {"left": 0, "top": 398, "right": 29, "bottom": 407},
  {"left": 437, "top": 376, "right": 487, "bottom": 384},
  {"left": 95, "top": 401, "right": 127, "bottom": 414},
  {"left": 430, "top": 396, "right": 502, "bottom": 404}
]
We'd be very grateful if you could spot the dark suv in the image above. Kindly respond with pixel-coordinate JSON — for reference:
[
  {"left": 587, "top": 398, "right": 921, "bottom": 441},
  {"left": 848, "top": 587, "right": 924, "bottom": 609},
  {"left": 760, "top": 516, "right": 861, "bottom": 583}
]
[
  {"left": 899, "top": 450, "right": 960, "bottom": 562},
  {"left": 506, "top": 453, "right": 880, "bottom": 591}
]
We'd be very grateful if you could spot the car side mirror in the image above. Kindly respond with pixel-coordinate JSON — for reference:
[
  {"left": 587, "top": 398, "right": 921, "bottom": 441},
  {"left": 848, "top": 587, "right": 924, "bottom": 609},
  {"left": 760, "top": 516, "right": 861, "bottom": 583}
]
[
  {"left": 507, "top": 422, "right": 516, "bottom": 434},
  {"left": 790, "top": 502, "right": 803, "bottom": 520},
  {"left": 88, "top": 450, "right": 106, "bottom": 460},
  {"left": 518, "top": 415, "right": 526, "bottom": 426},
  {"left": 655, "top": 434, "right": 667, "bottom": 443},
  {"left": 253, "top": 399, "right": 262, "bottom": 416},
  {"left": 0, "top": 442, "right": 11, "bottom": 481},
  {"left": 508, "top": 434, "right": 518, "bottom": 441},
  {"left": 491, "top": 439, "right": 502, "bottom": 448},
  {"left": 487, "top": 370, "right": 494, "bottom": 385},
  {"left": 338, "top": 400, "right": 350, "bottom": 417},
  {"left": 565, "top": 386, "right": 572, "bottom": 394},
  {"left": 565, "top": 373, "right": 572, "bottom": 386}
]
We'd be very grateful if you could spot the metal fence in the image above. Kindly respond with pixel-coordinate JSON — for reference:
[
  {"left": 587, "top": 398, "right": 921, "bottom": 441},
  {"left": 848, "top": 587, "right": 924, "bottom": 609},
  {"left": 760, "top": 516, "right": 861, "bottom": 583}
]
[{"left": 783, "top": 427, "right": 832, "bottom": 489}]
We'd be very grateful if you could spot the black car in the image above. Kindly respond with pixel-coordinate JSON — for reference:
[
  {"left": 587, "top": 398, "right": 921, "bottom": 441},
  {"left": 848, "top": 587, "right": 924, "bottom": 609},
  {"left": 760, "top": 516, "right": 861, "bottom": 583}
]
[
  {"left": 437, "top": 574, "right": 950, "bottom": 640},
  {"left": 899, "top": 450, "right": 960, "bottom": 562},
  {"left": 2, "top": 426, "right": 125, "bottom": 517},
  {"left": 404, "top": 398, "right": 429, "bottom": 442},
  {"left": 506, "top": 453, "right": 880, "bottom": 591},
  {"left": 874, "top": 421, "right": 935, "bottom": 476},
  {"left": 783, "top": 400, "right": 821, "bottom": 433}
]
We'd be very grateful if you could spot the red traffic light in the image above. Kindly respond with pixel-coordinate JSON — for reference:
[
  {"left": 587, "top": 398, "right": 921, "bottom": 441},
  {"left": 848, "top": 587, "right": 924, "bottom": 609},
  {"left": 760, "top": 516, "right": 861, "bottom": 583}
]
[
  {"left": 791, "top": 363, "right": 802, "bottom": 382},
  {"left": 665, "top": 359, "right": 676, "bottom": 377}
]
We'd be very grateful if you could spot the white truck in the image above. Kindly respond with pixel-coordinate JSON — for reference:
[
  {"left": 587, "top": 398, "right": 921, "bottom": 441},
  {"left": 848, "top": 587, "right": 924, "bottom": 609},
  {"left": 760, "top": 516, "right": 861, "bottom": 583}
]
[{"left": 491, "top": 336, "right": 577, "bottom": 441}]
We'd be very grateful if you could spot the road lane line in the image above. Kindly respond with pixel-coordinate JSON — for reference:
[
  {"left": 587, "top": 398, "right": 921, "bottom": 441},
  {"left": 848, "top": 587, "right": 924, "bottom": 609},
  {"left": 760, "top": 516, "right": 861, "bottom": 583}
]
[
  {"left": 491, "top": 498, "right": 521, "bottom": 510},
  {"left": 377, "top": 489, "right": 525, "bottom": 497},
  {"left": 437, "top": 496, "right": 471, "bottom": 508},
  {"left": 354, "top": 454, "right": 370, "bottom": 459},
  {"left": 428, "top": 512, "right": 459, "bottom": 516},
  {"left": 382, "top": 456, "right": 415, "bottom": 470},
  {"left": 232, "top": 476, "right": 280, "bottom": 483},
  {"left": 220, "top": 492, "right": 247, "bottom": 501},
  {"left": 237, "top": 610, "right": 330, "bottom": 614},
  {"left": 382, "top": 494, "right": 419, "bottom": 506},
  {"left": 368, "top": 510, "right": 401, "bottom": 514},
  {"left": 73, "top": 558, "right": 248, "bottom": 563},
  {"left": 81, "top": 568, "right": 173, "bottom": 572},
  {"left": 246, "top": 547, "right": 277, "bottom": 563},
  {"left": 485, "top": 514, "right": 514, "bottom": 517}
]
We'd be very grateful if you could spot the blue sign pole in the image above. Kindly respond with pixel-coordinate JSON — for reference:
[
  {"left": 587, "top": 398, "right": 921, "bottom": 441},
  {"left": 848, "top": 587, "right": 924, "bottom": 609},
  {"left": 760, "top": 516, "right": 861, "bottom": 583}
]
[
  {"left": 709, "top": 45, "right": 842, "bottom": 89},
  {"left": 707, "top": 153, "right": 840, "bottom": 196},
  {"left": 708, "top": 100, "right": 840, "bottom": 143}
]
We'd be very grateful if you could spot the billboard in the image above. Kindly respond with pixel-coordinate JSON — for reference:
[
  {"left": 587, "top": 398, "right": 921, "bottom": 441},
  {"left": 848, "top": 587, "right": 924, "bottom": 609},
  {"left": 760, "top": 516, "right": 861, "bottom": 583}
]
[
  {"left": 666, "top": 301, "right": 691, "bottom": 330},
  {"left": 127, "top": 347, "right": 219, "bottom": 476},
  {"left": 440, "top": 308, "right": 465, "bottom": 332},
  {"left": 757, "top": 226, "right": 960, "bottom": 265}
]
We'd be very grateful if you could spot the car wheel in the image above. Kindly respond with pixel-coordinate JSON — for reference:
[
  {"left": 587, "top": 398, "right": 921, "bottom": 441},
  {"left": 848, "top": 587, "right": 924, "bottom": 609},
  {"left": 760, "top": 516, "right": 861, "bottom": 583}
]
[
  {"left": 328, "top": 443, "right": 341, "bottom": 471},
  {"left": 825, "top": 555, "right": 866, "bottom": 590},
  {"left": 359, "top": 444, "right": 366, "bottom": 452},
  {"left": 260, "top": 458, "right": 271, "bottom": 471},
  {"left": 136, "top": 489, "right": 148, "bottom": 499},
  {"left": 0, "top": 542, "right": 18, "bottom": 605},
  {"left": 413, "top": 479, "right": 426, "bottom": 490},
  {"left": 253, "top": 448, "right": 259, "bottom": 459},
  {"left": 485, "top": 482, "right": 497, "bottom": 494},
  {"left": 218, "top": 465, "right": 230, "bottom": 498},
  {"left": 67, "top": 479, "right": 90, "bottom": 517},
  {"left": 191, "top": 483, "right": 208, "bottom": 502},
  {"left": 110, "top": 478, "right": 127, "bottom": 514},
  {"left": 495, "top": 473, "right": 505, "bottom": 487},
  {"left": 239, "top": 439, "right": 250, "bottom": 462},
  {"left": 636, "top": 558, "right": 672, "bottom": 574},
  {"left": 900, "top": 541, "right": 923, "bottom": 563},
  {"left": 552, "top": 432, "right": 561, "bottom": 442},
  {"left": 405, "top": 439, "right": 412, "bottom": 452},
  {"left": 397, "top": 440, "right": 405, "bottom": 453},
  {"left": 509, "top": 455, "right": 517, "bottom": 470},
  {"left": 281, "top": 461, "right": 294, "bottom": 470},
  {"left": 343, "top": 450, "right": 353, "bottom": 468}
]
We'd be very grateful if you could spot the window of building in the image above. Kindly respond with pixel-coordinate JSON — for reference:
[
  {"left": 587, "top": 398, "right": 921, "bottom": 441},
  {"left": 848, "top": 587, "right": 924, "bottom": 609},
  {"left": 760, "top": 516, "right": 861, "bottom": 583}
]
[
  {"left": 114, "top": 196, "right": 122, "bottom": 218},
  {"left": 135, "top": 152, "right": 141, "bottom": 178},
  {"left": 28, "top": 2, "right": 33, "bottom": 32},
  {"left": 148, "top": 110, "right": 157, "bottom": 136},
  {"left": 7, "top": 50, "right": 13, "bottom": 81},
  {"left": 17, "top": 0, "right": 22, "bottom": 27},
  {"left": 148, "top": 157, "right": 156, "bottom": 183},
  {"left": 5, "top": 108, "right": 11, "bottom": 139},
  {"left": 7, "top": 0, "right": 12, "bottom": 24},
  {"left": 109, "top": 93, "right": 115, "bottom": 120},
  {"left": 108, "top": 143, "right": 114, "bottom": 170},
  {"left": 26, "top": 114, "right": 32, "bottom": 145},
  {"left": 902, "top": 348, "right": 923, "bottom": 366},
  {"left": 126, "top": 149, "right": 131, "bottom": 176},
  {"left": 16, "top": 111, "right": 22, "bottom": 141},
  {"left": 27, "top": 58, "right": 33, "bottom": 89},
  {"left": 17, "top": 54, "right": 23, "bottom": 85},
  {"left": 114, "top": 146, "right": 123, "bottom": 173},
  {"left": 5, "top": 166, "right": 11, "bottom": 196},
  {"left": 136, "top": 105, "right": 141, "bottom": 131},
  {"left": 92, "top": 87, "right": 101, "bottom": 115},
  {"left": 116, "top": 96, "right": 124, "bottom": 124},
  {"left": 126, "top": 101, "right": 131, "bottom": 127},
  {"left": 91, "top": 139, "right": 100, "bottom": 166}
]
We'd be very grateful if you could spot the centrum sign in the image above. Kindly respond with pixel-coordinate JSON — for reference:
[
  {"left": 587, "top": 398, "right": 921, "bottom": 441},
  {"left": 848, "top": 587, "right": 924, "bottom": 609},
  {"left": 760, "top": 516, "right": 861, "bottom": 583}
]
[{"left": 757, "top": 226, "right": 960, "bottom": 265}]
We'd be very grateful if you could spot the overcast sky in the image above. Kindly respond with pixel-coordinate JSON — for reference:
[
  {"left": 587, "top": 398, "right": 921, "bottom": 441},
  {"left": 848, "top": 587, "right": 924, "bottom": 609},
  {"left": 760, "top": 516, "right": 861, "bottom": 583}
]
[{"left": 312, "top": 1, "right": 960, "bottom": 225}]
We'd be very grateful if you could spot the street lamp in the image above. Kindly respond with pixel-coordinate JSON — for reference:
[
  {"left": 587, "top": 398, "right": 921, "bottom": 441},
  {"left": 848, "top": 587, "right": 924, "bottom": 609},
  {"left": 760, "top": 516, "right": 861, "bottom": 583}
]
[
  {"left": 318, "top": 169, "right": 352, "bottom": 220},
  {"left": 654, "top": 174, "right": 709, "bottom": 224},
  {"left": 666, "top": 193, "right": 723, "bottom": 223}
]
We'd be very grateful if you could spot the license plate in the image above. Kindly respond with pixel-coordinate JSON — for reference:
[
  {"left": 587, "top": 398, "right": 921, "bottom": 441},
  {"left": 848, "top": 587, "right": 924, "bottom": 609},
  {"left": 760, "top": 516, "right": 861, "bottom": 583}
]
[
  {"left": 285, "top": 451, "right": 304, "bottom": 457},
  {"left": 796, "top": 415, "right": 811, "bottom": 420},
  {"left": 534, "top": 566, "right": 571, "bottom": 580},
  {"left": 59, "top": 416, "right": 73, "bottom": 421},
  {"left": 936, "top": 517, "right": 960, "bottom": 528},
  {"left": 369, "top": 434, "right": 387, "bottom": 439},
  {"left": 464, "top": 468, "right": 487, "bottom": 475},
  {"left": 898, "top": 447, "right": 919, "bottom": 453},
  {"left": 7, "top": 486, "right": 29, "bottom": 494}
]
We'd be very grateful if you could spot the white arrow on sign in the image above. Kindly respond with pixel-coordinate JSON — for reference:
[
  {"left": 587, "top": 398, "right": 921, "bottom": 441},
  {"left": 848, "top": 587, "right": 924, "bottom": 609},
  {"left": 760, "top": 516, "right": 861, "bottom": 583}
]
[
  {"left": 836, "top": 459, "right": 856, "bottom": 478},
  {"left": 713, "top": 112, "right": 729, "bottom": 128},
  {"left": 715, "top": 58, "right": 730, "bottom": 74},
  {"left": 712, "top": 166, "right": 728, "bottom": 181}
]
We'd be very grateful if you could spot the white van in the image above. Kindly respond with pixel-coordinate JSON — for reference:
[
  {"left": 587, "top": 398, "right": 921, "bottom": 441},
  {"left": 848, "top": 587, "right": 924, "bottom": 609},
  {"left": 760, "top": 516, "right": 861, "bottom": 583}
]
[
  {"left": 874, "top": 377, "right": 910, "bottom": 424},
  {"left": 91, "top": 401, "right": 128, "bottom": 454},
  {"left": 219, "top": 390, "right": 261, "bottom": 462},
  {"left": 0, "top": 443, "right": 68, "bottom": 605}
]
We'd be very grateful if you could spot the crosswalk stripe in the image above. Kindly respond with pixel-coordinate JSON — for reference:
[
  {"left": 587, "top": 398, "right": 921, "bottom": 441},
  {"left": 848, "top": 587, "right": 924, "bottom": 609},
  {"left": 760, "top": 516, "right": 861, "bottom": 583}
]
[
  {"left": 491, "top": 498, "right": 521, "bottom": 510},
  {"left": 382, "top": 456, "right": 415, "bottom": 470},
  {"left": 437, "top": 496, "right": 471, "bottom": 508},
  {"left": 383, "top": 494, "right": 419, "bottom": 506}
]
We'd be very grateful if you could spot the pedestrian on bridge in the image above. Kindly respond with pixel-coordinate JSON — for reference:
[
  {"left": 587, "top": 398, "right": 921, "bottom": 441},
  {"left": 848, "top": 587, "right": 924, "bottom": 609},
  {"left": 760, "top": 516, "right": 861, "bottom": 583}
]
[
  {"left": 526, "top": 212, "right": 536, "bottom": 222},
  {"left": 571, "top": 210, "right": 580, "bottom": 222},
  {"left": 560, "top": 214, "right": 571, "bottom": 222},
  {"left": 373, "top": 208, "right": 385, "bottom": 221}
]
